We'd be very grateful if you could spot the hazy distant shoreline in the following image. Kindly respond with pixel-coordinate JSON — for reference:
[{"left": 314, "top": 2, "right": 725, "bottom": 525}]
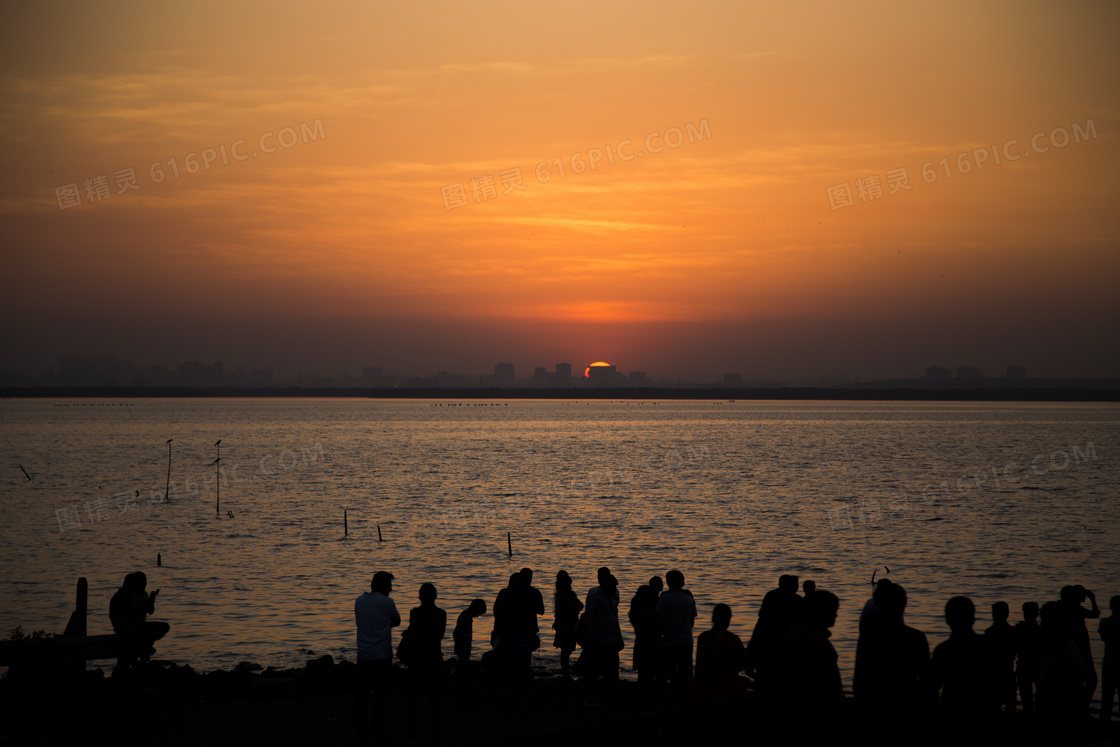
[{"left": 3, "top": 383, "right": 1118, "bottom": 401}]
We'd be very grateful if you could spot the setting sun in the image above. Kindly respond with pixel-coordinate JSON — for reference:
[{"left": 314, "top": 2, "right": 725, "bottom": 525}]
[{"left": 584, "top": 362, "right": 612, "bottom": 378}]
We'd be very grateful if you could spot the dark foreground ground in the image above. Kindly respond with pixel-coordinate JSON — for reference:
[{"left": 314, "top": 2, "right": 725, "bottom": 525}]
[{"left": 2, "top": 656, "right": 1117, "bottom": 746}]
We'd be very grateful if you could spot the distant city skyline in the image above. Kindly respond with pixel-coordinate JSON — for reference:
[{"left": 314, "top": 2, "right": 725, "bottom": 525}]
[{"left": 7, "top": 352, "right": 1104, "bottom": 391}]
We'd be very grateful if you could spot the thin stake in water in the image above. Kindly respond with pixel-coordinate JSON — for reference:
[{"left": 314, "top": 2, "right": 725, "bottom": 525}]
[
  {"left": 18, "top": 464, "right": 31, "bottom": 481},
  {"left": 165, "top": 439, "right": 173, "bottom": 501},
  {"left": 507, "top": 531, "right": 512, "bottom": 558},
  {"left": 157, "top": 552, "right": 162, "bottom": 567},
  {"left": 344, "top": 509, "right": 348, "bottom": 536},
  {"left": 213, "top": 457, "right": 221, "bottom": 516},
  {"left": 213, "top": 439, "right": 222, "bottom": 516},
  {"left": 377, "top": 524, "right": 383, "bottom": 542}
]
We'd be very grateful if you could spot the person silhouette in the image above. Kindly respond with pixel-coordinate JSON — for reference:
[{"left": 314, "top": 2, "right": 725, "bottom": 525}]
[
  {"left": 353, "top": 570, "right": 400, "bottom": 740},
  {"left": 747, "top": 574, "right": 801, "bottom": 690},
  {"left": 520, "top": 567, "right": 545, "bottom": 641},
  {"left": 579, "top": 567, "right": 623, "bottom": 707},
  {"left": 782, "top": 590, "right": 843, "bottom": 744},
  {"left": 108, "top": 571, "right": 169, "bottom": 678},
  {"left": 1036, "top": 600, "right": 1086, "bottom": 742},
  {"left": 1099, "top": 595, "right": 1120, "bottom": 727},
  {"left": 1014, "top": 601, "right": 1043, "bottom": 717},
  {"left": 493, "top": 572, "right": 536, "bottom": 710},
  {"left": 553, "top": 570, "right": 583, "bottom": 680},
  {"left": 1059, "top": 584, "right": 1100, "bottom": 714},
  {"left": 860, "top": 577, "right": 902, "bottom": 627},
  {"left": 628, "top": 577, "right": 662, "bottom": 707},
  {"left": 404, "top": 583, "right": 446, "bottom": 741},
  {"left": 690, "top": 604, "right": 746, "bottom": 704},
  {"left": 984, "top": 600, "right": 1017, "bottom": 714},
  {"left": 655, "top": 569, "right": 697, "bottom": 703},
  {"left": 453, "top": 598, "right": 486, "bottom": 706},
  {"left": 853, "top": 582, "right": 930, "bottom": 741},
  {"left": 929, "top": 596, "right": 998, "bottom": 742}
]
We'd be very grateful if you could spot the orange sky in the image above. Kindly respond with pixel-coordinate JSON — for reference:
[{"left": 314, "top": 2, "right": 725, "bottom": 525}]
[{"left": 1, "top": 1, "right": 1117, "bottom": 381}]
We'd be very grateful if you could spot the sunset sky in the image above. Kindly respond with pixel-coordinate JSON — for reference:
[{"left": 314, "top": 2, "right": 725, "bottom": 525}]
[{"left": 2, "top": 1, "right": 1117, "bottom": 382}]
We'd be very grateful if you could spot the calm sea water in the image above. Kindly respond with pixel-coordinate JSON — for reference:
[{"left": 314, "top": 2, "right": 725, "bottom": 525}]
[{"left": 1, "top": 398, "right": 1117, "bottom": 691}]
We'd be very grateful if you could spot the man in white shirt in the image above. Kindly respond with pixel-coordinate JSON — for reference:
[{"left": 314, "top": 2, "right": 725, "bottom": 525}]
[{"left": 354, "top": 571, "right": 401, "bottom": 740}]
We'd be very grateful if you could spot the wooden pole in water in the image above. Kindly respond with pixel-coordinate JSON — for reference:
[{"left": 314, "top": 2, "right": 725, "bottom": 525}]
[
  {"left": 214, "top": 440, "right": 222, "bottom": 514},
  {"left": 165, "top": 439, "right": 173, "bottom": 500},
  {"left": 213, "top": 457, "right": 221, "bottom": 516},
  {"left": 507, "top": 531, "right": 512, "bottom": 557},
  {"left": 377, "top": 524, "right": 382, "bottom": 542},
  {"left": 157, "top": 552, "right": 162, "bottom": 567},
  {"left": 344, "top": 509, "right": 348, "bottom": 536}
]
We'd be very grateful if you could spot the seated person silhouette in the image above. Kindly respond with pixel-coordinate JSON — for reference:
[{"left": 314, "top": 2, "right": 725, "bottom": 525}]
[
  {"left": 690, "top": 603, "right": 746, "bottom": 703},
  {"left": 108, "top": 571, "right": 169, "bottom": 675}
]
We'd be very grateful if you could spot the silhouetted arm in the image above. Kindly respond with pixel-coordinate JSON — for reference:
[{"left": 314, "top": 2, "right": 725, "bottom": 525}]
[
  {"left": 533, "top": 588, "right": 545, "bottom": 616},
  {"left": 927, "top": 645, "right": 944, "bottom": 711},
  {"left": 1086, "top": 590, "right": 1101, "bottom": 619}
]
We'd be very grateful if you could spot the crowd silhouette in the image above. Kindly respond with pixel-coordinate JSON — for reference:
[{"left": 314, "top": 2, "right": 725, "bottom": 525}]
[{"left": 351, "top": 569, "right": 1117, "bottom": 744}]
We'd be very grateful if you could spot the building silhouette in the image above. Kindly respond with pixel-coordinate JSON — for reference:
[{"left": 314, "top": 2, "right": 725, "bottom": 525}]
[
  {"left": 554, "top": 363, "right": 572, "bottom": 387},
  {"left": 494, "top": 363, "right": 515, "bottom": 387},
  {"left": 923, "top": 365, "right": 952, "bottom": 380}
]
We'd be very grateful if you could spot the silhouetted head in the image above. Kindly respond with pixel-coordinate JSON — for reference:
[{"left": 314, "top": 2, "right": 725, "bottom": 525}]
[
  {"left": 371, "top": 571, "right": 394, "bottom": 595},
  {"left": 596, "top": 566, "right": 612, "bottom": 585},
  {"left": 508, "top": 573, "right": 521, "bottom": 588},
  {"left": 1041, "top": 600, "right": 1069, "bottom": 623},
  {"left": 520, "top": 567, "right": 534, "bottom": 585},
  {"left": 599, "top": 572, "right": 618, "bottom": 591},
  {"left": 1040, "top": 600, "right": 1076, "bottom": 648},
  {"left": 991, "top": 601, "right": 1009, "bottom": 622},
  {"left": 469, "top": 598, "right": 487, "bottom": 616},
  {"left": 944, "top": 596, "right": 975, "bottom": 634},
  {"left": 1060, "top": 585, "right": 1086, "bottom": 605},
  {"left": 802, "top": 580, "right": 816, "bottom": 595},
  {"left": 555, "top": 570, "right": 572, "bottom": 592},
  {"left": 712, "top": 604, "right": 732, "bottom": 631},
  {"left": 419, "top": 583, "right": 437, "bottom": 603},
  {"left": 649, "top": 576, "right": 664, "bottom": 593},
  {"left": 1110, "top": 595, "right": 1120, "bottom": 615},
  {"left": 130, "top": 571, "right": 147, "bottom": 591},
  {"left": 804, "top": 591, "right": 839, "bottom": 628},
  {"left": 122, "top": 572, "right": 138, "bottom": 591},
  {"left": 666, "top": 570, "right": 685, "bottom": 590},
  {"left": 1022, "top": 601, "right": 1039, "bottom": 622},
  {"left": 778, "top": 575, "right": 799, "bottom": 592},
  {"left": 874, "top": 582, "right": 907, "bottom": 620},
  {"left": 875, "top": 578, "right": 893, "bottom": 591}
]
